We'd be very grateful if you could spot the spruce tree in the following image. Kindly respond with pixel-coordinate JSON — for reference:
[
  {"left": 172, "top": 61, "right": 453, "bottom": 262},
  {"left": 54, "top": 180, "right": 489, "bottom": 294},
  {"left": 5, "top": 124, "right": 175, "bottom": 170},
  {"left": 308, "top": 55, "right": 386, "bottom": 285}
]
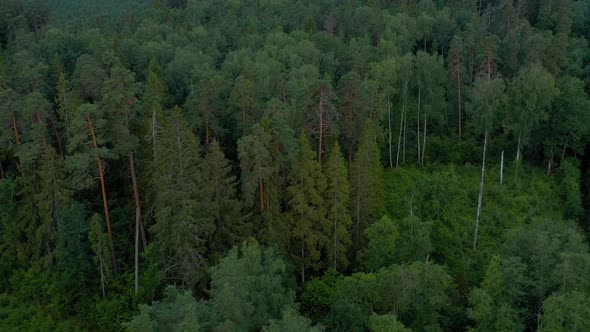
[
  {"left": 150, "top": 106, "right": 213, "bottom": 289},
  {"left": 287, "top": 134, "right": 328, "bottom": 283},
  {"left": 237, "top": 123, "right": 277, "bottom": 220},
  {"left": 324, "top": 142, "right": 352, "bottom": 271},
  {"left": 203, "top": 140, "right": 248, "bottom": 257},
  {"left": 350, "top": 120, "right": 384, "bottom": 261}
]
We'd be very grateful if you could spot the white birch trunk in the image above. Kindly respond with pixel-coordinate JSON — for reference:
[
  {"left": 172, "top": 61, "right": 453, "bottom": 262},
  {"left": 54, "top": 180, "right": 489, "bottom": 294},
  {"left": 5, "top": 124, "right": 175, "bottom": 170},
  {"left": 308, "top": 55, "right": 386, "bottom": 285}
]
[
  {"left": 417, "top": 82, "right": 421, "bottom": 164},
  {"left": 396, "top": 97, "right": 404, "bottom": 167},
  {"left": 388, "top": 94, "right": 393, "bottom": 168},
  {"left": 421, "top": 116, "right": 427, "bottom": 164},
  {"left": 473, "top": 131, "right": 488, "bottom": 250}
]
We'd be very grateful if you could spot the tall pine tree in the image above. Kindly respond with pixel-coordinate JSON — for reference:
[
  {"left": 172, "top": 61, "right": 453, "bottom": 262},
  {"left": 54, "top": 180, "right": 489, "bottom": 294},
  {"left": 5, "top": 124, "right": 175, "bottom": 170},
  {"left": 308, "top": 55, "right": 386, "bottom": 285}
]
[{"left": 287, "top": 134, "right": 328, "bottom": 283}]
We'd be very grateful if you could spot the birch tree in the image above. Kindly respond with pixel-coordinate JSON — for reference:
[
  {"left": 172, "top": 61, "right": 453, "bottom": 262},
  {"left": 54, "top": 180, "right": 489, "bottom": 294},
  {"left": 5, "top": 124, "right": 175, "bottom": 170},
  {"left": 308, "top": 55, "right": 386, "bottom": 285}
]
[{"left": 467, "top": 76, "right": 505, "bottom": 250}]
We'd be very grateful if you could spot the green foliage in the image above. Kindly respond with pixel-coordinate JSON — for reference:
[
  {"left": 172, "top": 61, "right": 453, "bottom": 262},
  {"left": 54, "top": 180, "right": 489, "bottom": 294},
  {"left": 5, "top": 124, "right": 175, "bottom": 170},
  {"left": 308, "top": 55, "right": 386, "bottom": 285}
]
[
  {"left": 324, "top": 142, "right": 352, "bottom": 271},
  {"left": 539, "top": 291, "right": 590, "bottom": 332},
  {"left": 123, "top": 286, "right": 200, "bottom": 332},
  {"left": 350, "top": 120, "right": 384, "bottom": 259},
  {"left": 1, "top": 0, "right": 590, "bottom": 330},
  {"left": 263, "top": 308, "right": 322, "bottom": 332},
  {"left": 368, "top": 313, "right": 411, "bottom": 332},
  {"left": 363, "top": 215, "right": 399, "bottom": 271},
  {"left": 207, "top": 240, "right": 296, "bottom": 330},
  {"left": 557, "top": 159, "right": 584, "bottom": 219},
  {"left": 150, "top": 107, "right": 213, "bottom": 290},
  {"left": 203, "top": 140, "right": 248, "bottom": 257},
  {"left": 299, "top": 270, "right": 338, "bottom": 323},
  {"left": 468, "top": 256, "right": 528, "bottom": 331},
  {"left": 287, "top": 134, "right": 328, "bottom": 281}
]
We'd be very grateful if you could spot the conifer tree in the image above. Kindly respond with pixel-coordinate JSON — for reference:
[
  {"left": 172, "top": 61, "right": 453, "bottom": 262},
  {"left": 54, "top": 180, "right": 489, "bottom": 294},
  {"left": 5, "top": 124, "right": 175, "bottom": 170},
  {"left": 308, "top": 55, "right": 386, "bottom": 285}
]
[
  {"left": 308, "top": 79, "right": 337, "bottom": 163},
  {"left": 67, "top": 103, "right": 117, "bottom": 272},
  {"left": 238, "top": 123, "right": 275, "bottom": 216},
  {"left": 203, "top": 140, "right": 247, "bottom": 256},
  {"left": 101, "top": 63, "right": 146, "bottom": 292},
  {"left": 350, "top": 120, "right": 384, "bottom": 260},
  {"left": 287, "top": 134, "right": 328, "bottom": 283},
  {"left": 324, "top": 142, "right": 352, "bottom": 271},
  {"left": 151, "top": 106, "right": 213, "bottom": 289}
]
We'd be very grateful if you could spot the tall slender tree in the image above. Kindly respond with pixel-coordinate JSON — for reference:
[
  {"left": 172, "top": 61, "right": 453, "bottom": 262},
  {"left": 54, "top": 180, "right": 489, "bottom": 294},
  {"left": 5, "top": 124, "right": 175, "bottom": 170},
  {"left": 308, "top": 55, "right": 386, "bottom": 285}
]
[
  {"left": 151, "top": 107, "right": 213, "bottom": 289},
  {"left": 324, "top": 142, "right": 352, "bottom": 271},
  {"left": 287, "top": 134, "right": 328, "bottom": 283},
  {"left": 350, "top": 120, "right": 384, "bottom": 261},
  {"left": 466, "top": 76, "right": 505, "bottom": 250}
]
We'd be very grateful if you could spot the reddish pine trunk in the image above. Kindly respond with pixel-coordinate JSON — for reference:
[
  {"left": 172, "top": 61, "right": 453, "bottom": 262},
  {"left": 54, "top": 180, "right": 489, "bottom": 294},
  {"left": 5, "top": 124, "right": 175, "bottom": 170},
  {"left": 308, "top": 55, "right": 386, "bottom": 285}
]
[
  {"left": 12, "top": 112, "right": 20, "bottom": 144},
  {"left": 50, "top": 116, "right": 64, "bottom": 159},
  {"left": 88, "top": 114, "right": 117, "bottom": 273}
]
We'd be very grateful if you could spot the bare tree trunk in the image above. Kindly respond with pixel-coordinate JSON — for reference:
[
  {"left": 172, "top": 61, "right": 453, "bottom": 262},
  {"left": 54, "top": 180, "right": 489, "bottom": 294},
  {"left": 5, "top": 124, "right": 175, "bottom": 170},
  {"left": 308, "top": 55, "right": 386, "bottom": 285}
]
[
  {"left": 387, "top": 94, "right": 393, "bottom": 168},
  {"left": 12, "top": 112, "right": 20, "bottom": 145},
  {"left": 134, "top": 207, "right": 140, "bottom": 295},
  {"left": 129, "top": 152, "right": 143, "bottom": 295},
  {"left": 333, "top": 213, "right": 338, "bottom": 270},
  {"left": 0, "top": 161, "right": 4, "bottom": 179},
  {"left": 473, "top": 131, "right": 488, "bottom": 250},
  {"left": 403, "top": 100, "right": 407, "bottom": 163},
  {"left": 99, "top": 257, "right": 106, "bottom": 299},
  {"left": 356, "top": 194, "right": 361, "bottom": 255},
  {"left": 396, "top": 95, "right": 404, "bottom": 167},
  {"left": 547, "top": 159, "right": 552, "bottom": 176},
  {"left": 561, "top": 136, "right": 569, "bottom": 162},
  {"left": 417, "top": 82, "right": 421, "bottom": 164},
  {"left": 50, "top": 116, "right": 64, "bottom": 159},
  {"left": 318, "top": 97, "right": 324, "bottom": 163},
  {"left": 259, "top": 178, "right": 265, "bottom": 213},
  {"left": 301, "top": 238, "right": 305, "bottom": 284},
  {"left": 421, "top": 116, "right": 427, "bottom": 164},
  {"left": 88, "top": 115, "right": 117, "bottom": 274},
  {"left": 457, "top": 61, "right": 462, "bottom": 138},
  {"left": 515, "top": 130, "right": 521, "bottom": 182},
  {"left": 500, "top": 150, "right": 504, "bottom": 184}
]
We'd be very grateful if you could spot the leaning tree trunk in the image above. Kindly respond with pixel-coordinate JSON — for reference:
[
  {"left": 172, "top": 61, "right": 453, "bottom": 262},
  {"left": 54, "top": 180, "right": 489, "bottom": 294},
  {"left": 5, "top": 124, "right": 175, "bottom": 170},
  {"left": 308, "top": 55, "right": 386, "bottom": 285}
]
[
  {"left": 396, "top": 94, "right": 405, "bottom": 167},
  {"left": 301, "top": 237, "right": 305, "bottom": 284},
  {"left": 473, "top": 131, "right": 488, "bottom": 250},
  {"left": 456, "top": 61, "right": 462, "bottom": 139},
  {"left": 421, "top": 116, "right": 427, "bottom": 164},
  {"left": 129, "top": 151, "right": 143, "bottom": 295},
  {"left": 403, "top": 96, "right": 407, "bottom": 163},
  {"left": 387, "top": 94, "right": 393, "bottom": 168},
  {"left": 88, "top": 114, "right": 117, "bottom": 274},
  {"left": 417, "top": 82, "right": 421, "bottom": 164}
]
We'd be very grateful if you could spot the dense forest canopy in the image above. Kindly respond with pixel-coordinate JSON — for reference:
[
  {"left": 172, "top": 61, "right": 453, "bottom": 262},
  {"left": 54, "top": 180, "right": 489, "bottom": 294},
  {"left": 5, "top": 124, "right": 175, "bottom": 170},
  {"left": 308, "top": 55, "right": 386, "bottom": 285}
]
[{"left": 1, "top": 0, "right": 590, "bottom": 330}]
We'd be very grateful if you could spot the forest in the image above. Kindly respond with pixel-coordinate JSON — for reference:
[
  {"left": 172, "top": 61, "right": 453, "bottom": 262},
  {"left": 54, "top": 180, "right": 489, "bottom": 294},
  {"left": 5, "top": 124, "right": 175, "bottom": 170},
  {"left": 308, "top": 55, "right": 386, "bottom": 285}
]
[{"left": 1, "top": 0, "right": 590, "bottom": 330}]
